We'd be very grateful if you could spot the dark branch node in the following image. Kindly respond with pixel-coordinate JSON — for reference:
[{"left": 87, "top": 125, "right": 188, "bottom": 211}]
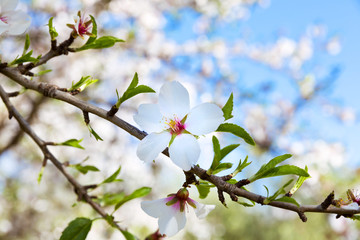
[
  {"left": 51, "top": 39, "right": 57, "bottom": 51},
  {"left": 221, "top": 174, "right": 232, "bottom": 181},
  {"left": 7, "top": 91, "right": 20, "bottom": 98},
  {"left": 235, "top": 178, "right": 250, "bottom": 188},
  {"left": 83, "top": 111, "right": 90, "bottom": 125},
  {"left": 285, "top": 192, "right": 293, "bottom": 197},
  {"left": 298, "top": 211, "right": 308, "bottom": 222},
  {"left": 107, "top": 104, "right": 119, "bottom": 117},
  {"left": 38, "top": 83, "right": 58, "bottom": 97},
  {"left": 183, "top": 171, "right": 199, "bottom": 187},
  {"left": 321, "top": 191, "right": 335, "bottom": 209},
  {"left": 0, "top": 62, "right": 8, "bottom": 68},
  {"left": 217, "top": 189, "right": 226, "bottom": 207}
]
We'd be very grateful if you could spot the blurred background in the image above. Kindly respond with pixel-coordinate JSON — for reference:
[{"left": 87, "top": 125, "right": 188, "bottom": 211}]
[{"left": 0, "top": 0, "right": 360, "bottom": 239}]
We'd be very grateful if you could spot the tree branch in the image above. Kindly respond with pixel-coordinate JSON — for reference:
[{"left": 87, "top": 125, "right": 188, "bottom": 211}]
[{"left": 0, "top": 84, "right": 127, "bottom": 232}]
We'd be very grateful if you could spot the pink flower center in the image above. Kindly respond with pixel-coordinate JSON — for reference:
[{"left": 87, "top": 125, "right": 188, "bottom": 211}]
[
  {"left": 165, "top": 117, "right": 186, "bottom": 135},
  {"left": 77, "top": 20, "right": 89, "bottom": 36},
  {"left": 0, "top": 16, "right": 8, "bottom": 24}
]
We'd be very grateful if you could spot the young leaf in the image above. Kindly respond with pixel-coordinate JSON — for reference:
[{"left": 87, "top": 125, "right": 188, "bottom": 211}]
[
  {"left": 232, "top": 156, "right": 251, "bottom": 177},
  {"left": 99, "top": 192, "right": 125, "bottom": 206},
  {"left": 59, "top": 139, "right": 85, "bottom": 150},
  {"left": 289, "top": 165, "right": 310, "bottom": 196},
  {"left": 120, "top": 230, "right": 138, "bottom": 240},
  {"left": 10, "top": 51, "right": 39, "bottom": 65},
  {"left": 85, "top": 15, "right": 97, "bottom": 45},
  {"left": 351, "top": 215, "right": 360, "bottom": 221},
  {"left": 114, "top": 187, "right": 151, "bottom": 211},
  {"left": 220, "top": 144, "right": 240, "bottom": 160},
  {"left": 237, "top": 200, "right": 255, "bottom": 207},
  {"left": 60, "top": 217, "right": 92, "bottom": 240},
  {"left": 275, "top": 196, "right": 300, "bottom": 207},
  {"left": 216, "top": 123, "right": 255, "bottom": 146},
  {"left": 101, "top": 166, "right": 122, "bottom": 185},
  {"left": 208, "top": 136, "right": 221, "bottom": 174},
  {"left": 37, "top": 166, "right": 45, "bottom": 184},
  {"left": 115, "top": 73, "right": 155, "bottom": 107},
  {"left": 68, "top": 76, "right": 98, "bottom": 92},
  {"left": 263, "top": 179, "right": 293, "bottom": 204},
  {"left": 196, "top": 181, "right": 214, "bottom": 199},
  {"left": 87, "top": 125, "right": 103, "bottom": 141},
  {"left": 222, "top": 93, "right": 234, "bottom": 120},
  {"left": 34, "top": 69, "right": 52, "bottom": 76},
  {"left": 71, "top": 164, "right": 100, "bottom": 174},
  {"left": 22, "top": 34, "right": 30, "bottom": 56},
  {"left": 48, "top": 17, "right": 58, "bottom": 40},
  {"left": 248, "top": 154, "right": 299, "bottom": 182},
  {"left": 212, "top": 162, "right": 233, "bottom": 175},
  {"left": 254, "top": 165, "right": 310, "bottom": 180},
  {"left": 75, "top": 36, "right": 125, "bottom": 51}
]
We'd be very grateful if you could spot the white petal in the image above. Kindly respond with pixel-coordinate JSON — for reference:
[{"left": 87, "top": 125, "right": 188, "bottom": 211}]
[
  {"left": 193, "top": 201, "right": 216, "bottom": 219},
  {"left": 158, "top": 209, "right": 186, "bottom": 237},
  {"left": 0, "top": 0, "right": 18, "bottom": 12},
  {"left": 0, "top": 21, "right": 8, "bottom": 35},
  {"left": 141, "top": 198, "right": 168, "bottom": 218},
  {"left": 341, "top": 202, "right": 360, "bottom": 210},
  {"left": 5, "top": 11, "right": 31, "bottom": 35},
  {"left": 169, "top": 134, "right": 200, "bottom": 171},
  {"left": 185, "top": 103, "right": 224, "bottom": 135},
  {"left": 136, "top": 132, "right": 171, "bottom": 163},
  {"left": 134, "top": 104, "right": 165, "bottom": 133},
  {"left": 159, "top": 81, "right": 190, "bottom": 120}
]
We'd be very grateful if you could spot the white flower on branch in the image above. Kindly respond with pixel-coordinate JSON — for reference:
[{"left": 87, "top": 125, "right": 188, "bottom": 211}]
[
  {"left": 141, "top": 188, "right": 215, "bottom": 237},
  {"left": 134, "top": 81, "right": 224, "bottom": 170},
  {"left": 0, "top": 0, "right": 31, "bottom": 35}
]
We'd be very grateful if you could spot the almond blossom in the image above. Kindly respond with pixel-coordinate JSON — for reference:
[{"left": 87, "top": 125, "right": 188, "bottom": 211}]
[
  {"left": 134, "top": 81, "right": 224, "bottom": 171},
  {"left": 141, "top": 188, "right": 215, "bottom": 237},
  {"left": 67, "top": 11, "right": 93, "bottom": 38},
  {"left": 0, "top": 0, "right": 31, "bottom": 35}
]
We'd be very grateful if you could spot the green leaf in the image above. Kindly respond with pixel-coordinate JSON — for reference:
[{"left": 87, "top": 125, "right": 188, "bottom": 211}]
[
  {"left": 87, "top": 125, "right": 103, "bottom": 141},
  {"left": 48, "top": 17, "right": 58, "bottom": 40},
  {"left": 68, "top": 76, "right": 98, "bottom": 92},
  {"left": 220, "top": 144, "right": 240, "bottom": 160},
  {"left": 351, "top": 215, "right": 360, "bottom": 221},
  {"left": 23, "top": 34, "right": 30, "bottom": 56},
  {"left": 120, "top": 230, "right": 138, "bottom": 240},
  {"left": 71, "top": 164, "right": 100, "bottom": 174},
  {"left": 289, "top": 165, "right": 310, "bottom": 196},
  {"left": 208, "top": 136, "right": 221, "bottom": 174},
  {"left": 59, "top": 139, "right": 85, "bottom": 150},
  {"left": 275, "top": 196, "right": 300, "bottom": 207},
  {"left": 100, "top": 192, "right": 125, "bottom": 206},
  {"left": 85, "top": 15, "right": 97, "bottom": 45},
  {"left": 34, "top": 69, "right": 52, "bottom": 76},
  {"left": 249, "top": 154, "right": 302, "bottom": 182},
  {"left": 60, "top": 217, "right": 92, "bottom": 240},
  {"left": 37, "top": 166, "right": 45, "bottom": 184},
  {"left": 263, "top": 179, "right": 293, "bottom": 204},
  {"left": 237, "top": 200, "right": 255, "bottom": 207},
  {"left": 101, "top": 166, "right": 122, "bottom": 185},
  {"left": 232, "top": 156, "right": 251, "bottom": 177},
  {"left": 75, "top": 36, "right": 125, "bottom": 51},
  {"left": 196, "top": 181, "right": 215, "bottom": 199},
  {"left": 114, "top": 187, "right": 151, "bottom": 211},
  {"left": 253, "top": 165, "right": 310, "bottom": 181},
  {"left": 212, "top": 162, "right": 233, "bottom": 175},
  {"left": 222, "top": 93, "right": 234, "bottom": 120},
  {"left": 216, "top": 123, "right": 255, "bottom": 146},
  {"left": 10, "top": 50, "right": 39, "bottom": 65},
  {"left": 115, "top": 73, "right": 155, "bottom": 107}
]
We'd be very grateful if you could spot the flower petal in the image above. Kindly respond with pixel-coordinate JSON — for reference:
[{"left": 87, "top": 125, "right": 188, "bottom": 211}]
[
  {"left": 134, "top": 104, "right": 165, "bottom": 133},
  {"left": 5, "top": 10, "right": 31, "bottom": 35},
  {"left": 341, "top": 202, "right": 360, "bottom": 210},
  {"left": 0, "top": 0, "right": 18, "bottom": 12},
  {"left": 193, "top": 201, "right": 216, "bottom": 219},
  {"left": 141, "top": 198, "right": 169, "bottom": 218},
  {"left": 159, "top": 81, "right": 190, "bottom": 120},
  {"left": 169, "top": 134, "right": 200, "bottom": 171},
  {"left": 185, "top": 103, "right": 224, "bottom": 135},
  {"left": 158, "top": 209, "right": 186, "bottom": 237},
  {"left": 137, "top": 132, "right": 171, "bottom": 163}
]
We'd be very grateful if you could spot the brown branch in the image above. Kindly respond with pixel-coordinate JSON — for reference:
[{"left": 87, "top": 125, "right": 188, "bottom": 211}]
[
  {"left": 0, "top": 44, "right": 359, "bottom": 223},
  {"left": 0, "top": 84, "right": 127, "bottom": 232}
]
